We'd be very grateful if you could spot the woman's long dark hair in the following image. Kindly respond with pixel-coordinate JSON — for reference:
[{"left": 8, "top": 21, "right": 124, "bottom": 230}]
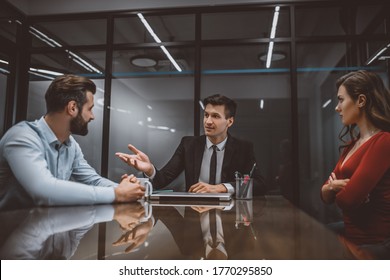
[{"left": 336, "top": 70, "right": 390, "bottom": 150}]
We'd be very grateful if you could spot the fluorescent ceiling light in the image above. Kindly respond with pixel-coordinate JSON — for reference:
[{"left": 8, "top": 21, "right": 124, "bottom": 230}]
[
  {"left": 0, "top": 68, "right": 10, "bottom": 74},
  {"left": 365, "top": 42, "right": 390, "bottom": 65},
  {"left": 266, "top": 41, "right": 274, "bottom": 69},
  {"left": 28, "top": 71, "right": 54, "bottom": 80},
  {"left": 29, "top": 26, "right": 62, "bottom": 47},
  {"left": 199, "top": 100, "right": 205, "bottom": 110},
  {"left": 270, "top": 6, "right": 280, "bottom": 39},
  {"left": 29, "top": 68, "right": 64, "bottom": 76},
  {"left": 29, "top": 26, "right": 102, "bottom": 74},
  {"left": 66, "top": 50, "right": 102, "bottom": 74},
  {"left": 0, "top": 59, "right": 9, "bottom": 65},
  {"left": 266, "top": 6, "right": 280, "bottom": 69},
  {"left": 259, "top": 99, "right": 264, "bottom": 109},
  {"left": 157, "top": 126, "right": 170, "bottom": 130},
  {"left": 137, "top": 13, "right": 182, "bottom": 72},
  {"left": 160, "top": 46, "right": 182, "bottom": 72},
  {"left": 322, "top": 99, "right": 332, "bottom": 108},
  {"left": 137, "top": 13, "right": 162, "bottom": 43}
]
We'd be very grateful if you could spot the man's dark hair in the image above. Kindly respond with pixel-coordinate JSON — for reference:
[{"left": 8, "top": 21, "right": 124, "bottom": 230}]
[
  {"left": 203, "top": 94, "right": 237, "bottom": 118},
  {"left": 45, "top": 74, "right": 96, "bottom": 113}
]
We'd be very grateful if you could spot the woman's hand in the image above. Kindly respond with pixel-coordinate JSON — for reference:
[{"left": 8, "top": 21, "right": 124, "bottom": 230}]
[
  {"left": 327, "top": 172, "right": 350, "bottom": 193},
  {"left": 321, "top": 172, "right": 350, "bottom": 204}
]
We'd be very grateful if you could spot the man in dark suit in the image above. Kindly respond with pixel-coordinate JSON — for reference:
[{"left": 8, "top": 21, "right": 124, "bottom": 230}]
[{"left": 116, "top": 94, "right": 265, "bottom": 195}]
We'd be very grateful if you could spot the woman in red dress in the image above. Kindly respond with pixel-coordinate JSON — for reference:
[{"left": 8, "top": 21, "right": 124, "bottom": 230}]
[{"left": 321, "top": 70, "right": 390, "bottom": 259}]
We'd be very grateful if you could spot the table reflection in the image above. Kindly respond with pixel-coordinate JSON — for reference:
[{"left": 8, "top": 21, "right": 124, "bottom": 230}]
[
  {"left": 0, "top": 196, "right": 361, "bottom": 260},
  {"left": 0, "top": 203, "right": 153, "bottom": 259}
]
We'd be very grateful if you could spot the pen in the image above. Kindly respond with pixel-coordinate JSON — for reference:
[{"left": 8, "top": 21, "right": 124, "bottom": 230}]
[{"left": 249, "top": 162, "right": 256, "bottom": 178}]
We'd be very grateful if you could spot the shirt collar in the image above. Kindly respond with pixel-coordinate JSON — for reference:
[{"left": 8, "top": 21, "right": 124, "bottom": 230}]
[
  {"left": 206, "top": 136, "right": 227, "bottom": 151},
  {"left": 37, "top": 116, "right": 71, "bottom": 147}
]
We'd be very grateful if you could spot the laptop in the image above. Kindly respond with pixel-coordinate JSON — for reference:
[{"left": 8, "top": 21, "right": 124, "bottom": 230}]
[{"left": 149, "top": 191, "right": 232, "bottom": 206}]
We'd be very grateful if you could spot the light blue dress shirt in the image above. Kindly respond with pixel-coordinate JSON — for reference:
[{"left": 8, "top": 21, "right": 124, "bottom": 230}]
[
  {"left": 199, "top": 137, "right": 234, "bottom": 193},
  {"left": 0, "top": 117, "right": 116, "bottom": 208},
  {"left": 0, "top": 205, "right": 115, "bottom": 259}
]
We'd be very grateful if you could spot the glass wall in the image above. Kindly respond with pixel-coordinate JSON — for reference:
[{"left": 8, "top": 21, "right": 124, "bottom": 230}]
[
  {"left": 201, "top": 43, "right": 292, "bottom": 197},
  {"left": 201, "top": 7, "right": 292, "bottom": 198},
  {"left": 296, "top": 41, "right": 348, "bottom": 220},
  {"left": 202, "top": 8, "right": 290, "bottom": 40},
  {"left": 27, "top": 49, "right": 106, "bottom": 172},
  {"left": 32, "top": 19, "right": 107, "bottom": 47},
  {"left": 295, "top": 2, "right": 390, "bottom": 221},
  {"left": 114, "top": 14, "right": 195, "bottom": 44},
  {"left": 108, "top": 15, "right": 195, "bottom": 188},
  {"left": 1, "top": 1, "right": 389, "bottom": 224},
  {"left": 0, "top": 52, "right": 8, "bottom": 136}
]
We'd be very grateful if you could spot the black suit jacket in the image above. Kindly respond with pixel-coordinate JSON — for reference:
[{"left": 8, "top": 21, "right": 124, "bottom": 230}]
[{"left": 152, "top": 134, "right": 266, "bottom": 195}]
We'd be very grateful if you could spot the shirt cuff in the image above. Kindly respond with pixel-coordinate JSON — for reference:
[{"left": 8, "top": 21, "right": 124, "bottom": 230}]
[
  {"left": 223, "top": 183, "right": 234, "bottom": 194},
  {"left": 144, "top": 166, "right": 156, "bottom": 180},
  {"left": 94, "top": 204, "right": 115, "bottom": 223}
]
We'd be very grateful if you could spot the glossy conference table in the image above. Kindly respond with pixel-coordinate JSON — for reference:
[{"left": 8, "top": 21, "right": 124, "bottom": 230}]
[{"left": 0, "top": 195, "right": 352, "bottom": 260}]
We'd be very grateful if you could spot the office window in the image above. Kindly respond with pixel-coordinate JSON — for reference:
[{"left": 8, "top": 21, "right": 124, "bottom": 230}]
[
  {"left": 30, "top": 51, "right": 105, "bottom": 78},
  {"left": 202, "top": 8, "right": 290, "bottom": 40},
  {"left": 295, "top": 6, "right": 346, "bottom": 36},
  {"left": 108, "top": 47, "right": 195, "bottom": 188},
  {"left": 355, "top": 5, "right": 386, "bottom": 35},
  {"left": 32, "top": 19, "right": 107, "bottom": 47},
  {"left": 27, "top": 52, "right": 106, "bottom": 172},
  {"left": 296, "top": 42, "right": 348, "bottom": 221},
  {"left": 114, "top": 14, "right": 195, "bottom": 44},
  {"left": 0, "top": 19, "right": 18, "bottom": 43},
  {"left": 201, "top": 44, "right": 292, "bottom": 196}
]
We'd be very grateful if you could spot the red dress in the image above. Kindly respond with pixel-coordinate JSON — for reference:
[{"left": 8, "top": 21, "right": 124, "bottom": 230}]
[{"left": 325, "top": 132, "right": 390, "bottom": 245}]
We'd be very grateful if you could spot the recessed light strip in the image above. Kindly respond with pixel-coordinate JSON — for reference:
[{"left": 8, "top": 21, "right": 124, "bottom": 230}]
[
  {"left": 270, "top": 6, "right": 280, "bottom": 39},
  {"left": 0, "top": 68, "right": 10, "bottom": 74},
  {"left": 259, "top": 99, "right": 264, "bottom": 109},
  {"left": 67, "top": 50, "right": 103, "bottom": 74},
  {"left": 137, "top": 13, "right": 162, "bottom": 43},
  {"left": 266, "top": 42, "right": 274, "bottom": 69},
  {"left": 322, "top": 99, "right": 332, "bottom": 108},
  {"left": 366, "top": 42, "right": 390, "bottom": 65},
  {"left": 28, "top": 26, "right": 102, "bottom": 74},
  {"left": 28, "top": 70, "right": 54, "bottom": 80},
  {"left": 266, "top": 6, "right": 280, "bottom": 69},
  {"left": 29, "top": 68, "right": 64, "bottom": 76},
  {"left": 29, "top": 26, "right": 62, "bottom": 47},
  {"left": 160, "top": 46, "right": 182, "bottom": 72},
  {"left": 137, "top": 13, "right": 182, "bottom": 72}
]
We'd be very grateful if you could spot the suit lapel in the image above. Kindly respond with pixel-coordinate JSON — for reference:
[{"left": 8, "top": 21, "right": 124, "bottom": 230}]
[
  {"left": 221, "top": 136, "right": 236, "bottom": 181},
  {"left": 193, "top": 136, "right": 206, "bottom": 183}
]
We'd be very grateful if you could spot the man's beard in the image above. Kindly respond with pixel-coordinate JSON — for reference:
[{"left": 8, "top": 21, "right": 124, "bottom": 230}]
[{"left": 70, "top": 113, "right": 89, "bottom": 136}]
